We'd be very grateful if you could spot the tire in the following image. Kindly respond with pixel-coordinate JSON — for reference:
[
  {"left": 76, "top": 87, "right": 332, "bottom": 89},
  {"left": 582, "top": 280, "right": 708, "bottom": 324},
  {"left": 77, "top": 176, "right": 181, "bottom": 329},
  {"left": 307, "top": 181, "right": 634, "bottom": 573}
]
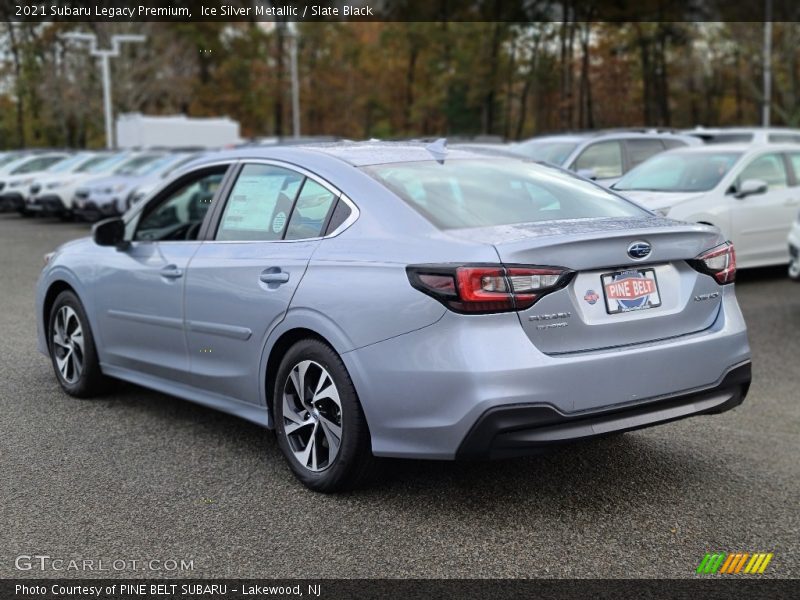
[
  {"left": 273, "top": 338, "right": 375, "bottom": 492},
  {"left": 789, "top": 257, "right": 800, "bottom": 282},
  {"left": 48, "top": 290, "right": 109, "bottom": 398}
]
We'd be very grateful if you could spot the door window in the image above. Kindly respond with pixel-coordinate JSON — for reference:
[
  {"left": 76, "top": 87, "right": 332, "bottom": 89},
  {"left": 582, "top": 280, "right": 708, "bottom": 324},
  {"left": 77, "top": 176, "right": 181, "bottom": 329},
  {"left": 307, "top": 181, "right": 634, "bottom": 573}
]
[
  {"left": 738, "top": 154, "right": 788, "bottom": 190},
  {"left": 626, "top": 138, "right": 667, "bottom": 168},
  {"left": 573, "top": 141, "right": 623, "bottom": 178},
  {"left": 134, "top": 168, "right": 226, "bottom": 241},
  {"left": 216, "top": 164, "right": 304, "bottom": 241}
]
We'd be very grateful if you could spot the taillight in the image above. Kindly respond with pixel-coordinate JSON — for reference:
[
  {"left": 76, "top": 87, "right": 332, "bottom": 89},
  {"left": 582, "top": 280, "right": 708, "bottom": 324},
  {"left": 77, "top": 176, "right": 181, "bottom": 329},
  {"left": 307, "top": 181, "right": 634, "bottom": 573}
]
[
  {"left": 689, "top": 242, "right": 736, "bottom": 284},
  {"left": 407, "top": 265, "right": 573, "bottom": 314}
]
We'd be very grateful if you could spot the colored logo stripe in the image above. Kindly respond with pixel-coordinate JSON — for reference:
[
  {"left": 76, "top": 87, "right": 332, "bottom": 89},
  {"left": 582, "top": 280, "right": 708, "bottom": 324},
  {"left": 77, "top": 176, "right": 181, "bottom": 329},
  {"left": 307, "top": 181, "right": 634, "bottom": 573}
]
[{"left": 697, "top": 552, "right": 773, "bottom": 574}]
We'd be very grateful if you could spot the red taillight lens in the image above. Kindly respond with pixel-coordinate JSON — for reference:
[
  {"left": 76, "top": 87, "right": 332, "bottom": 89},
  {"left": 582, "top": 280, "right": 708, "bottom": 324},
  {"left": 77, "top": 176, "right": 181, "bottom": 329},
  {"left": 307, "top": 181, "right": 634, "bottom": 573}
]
[
  {"left": 690, "top": 242, "right": 736, "bottom": 284},
  {"left": 407, "top": 265, "right": 572, "bottom": 314}
]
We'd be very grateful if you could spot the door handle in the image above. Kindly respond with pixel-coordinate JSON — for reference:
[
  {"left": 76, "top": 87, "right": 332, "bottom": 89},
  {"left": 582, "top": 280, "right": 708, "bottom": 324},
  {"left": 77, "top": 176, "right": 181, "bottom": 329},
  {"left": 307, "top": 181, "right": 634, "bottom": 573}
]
[
  {"left": 260, "top": 270, "right": 290, "bottom": 284},
  {"left": 160, "top": 265, "right": 183, "bottom": 279},
  {"left": 784, "top": 199, "right": 800, "bottom": 207}
]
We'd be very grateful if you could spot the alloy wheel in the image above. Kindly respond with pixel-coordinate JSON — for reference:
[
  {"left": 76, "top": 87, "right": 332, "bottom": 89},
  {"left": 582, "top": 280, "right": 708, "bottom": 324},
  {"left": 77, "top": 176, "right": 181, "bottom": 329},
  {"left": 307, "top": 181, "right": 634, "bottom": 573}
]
[
  {"left": 281, "top": 360, "right": 343, "bottom": 472},
  {"left": 52, "top": 305, "right": 84, "bottom": 384}
]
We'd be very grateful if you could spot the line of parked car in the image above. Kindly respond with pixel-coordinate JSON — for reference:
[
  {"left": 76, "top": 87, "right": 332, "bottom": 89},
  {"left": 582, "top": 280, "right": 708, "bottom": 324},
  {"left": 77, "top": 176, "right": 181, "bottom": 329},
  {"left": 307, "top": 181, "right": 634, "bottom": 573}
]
[
  {"left": 0, "top": 148, "right": 203, "bottom": 221},
  {"left": 2, "top": 126, "right": 800, "bottom": 280}
]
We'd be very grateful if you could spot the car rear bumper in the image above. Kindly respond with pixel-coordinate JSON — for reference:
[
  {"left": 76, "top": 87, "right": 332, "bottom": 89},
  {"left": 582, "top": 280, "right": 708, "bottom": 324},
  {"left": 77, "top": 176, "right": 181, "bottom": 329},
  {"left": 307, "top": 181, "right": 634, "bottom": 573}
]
[
  {"left": 456, "top": 362, "right": 750, "bottom": 459},
  {"left": 343, "top": 286, "right": 750, "bottom": 459}
]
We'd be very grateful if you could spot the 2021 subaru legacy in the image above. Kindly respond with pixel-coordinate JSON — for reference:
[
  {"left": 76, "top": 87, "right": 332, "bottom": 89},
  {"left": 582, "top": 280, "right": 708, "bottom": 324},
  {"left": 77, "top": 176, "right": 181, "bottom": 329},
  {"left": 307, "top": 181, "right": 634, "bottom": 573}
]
[{"left": 36, "top": 142, "right": 751, "bottom": 492}]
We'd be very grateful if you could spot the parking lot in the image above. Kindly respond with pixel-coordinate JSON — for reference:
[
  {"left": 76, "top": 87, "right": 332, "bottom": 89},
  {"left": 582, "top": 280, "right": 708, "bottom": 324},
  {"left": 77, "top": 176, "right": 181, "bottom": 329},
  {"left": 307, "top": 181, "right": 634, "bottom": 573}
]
[{"left": 0, "top": 212, "right": 797, "bottom": 579}]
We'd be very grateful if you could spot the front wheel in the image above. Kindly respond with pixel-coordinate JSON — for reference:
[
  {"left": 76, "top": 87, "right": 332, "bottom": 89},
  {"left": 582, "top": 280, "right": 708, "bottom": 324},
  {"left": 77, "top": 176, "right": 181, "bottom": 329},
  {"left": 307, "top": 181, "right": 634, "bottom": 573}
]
[
  {"left": 789, "top": 256, "right": 800, "bottom": 281},
  {"left": 274, "top": 339, "right": 375, "bottom": 492},
  {"left": 48, "top": 291, "right": 110, "bottom": 397}
]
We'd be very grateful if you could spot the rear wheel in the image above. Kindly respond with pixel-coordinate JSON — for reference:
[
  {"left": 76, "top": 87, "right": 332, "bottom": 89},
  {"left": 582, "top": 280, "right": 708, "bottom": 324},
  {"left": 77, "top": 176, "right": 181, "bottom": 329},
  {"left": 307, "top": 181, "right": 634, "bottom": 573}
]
[
  {"left": 273, "top": 339, "right": 375, "bottom": 492},
  {"left": 48, "top": 291, "right": 109, "bottom": 398}
]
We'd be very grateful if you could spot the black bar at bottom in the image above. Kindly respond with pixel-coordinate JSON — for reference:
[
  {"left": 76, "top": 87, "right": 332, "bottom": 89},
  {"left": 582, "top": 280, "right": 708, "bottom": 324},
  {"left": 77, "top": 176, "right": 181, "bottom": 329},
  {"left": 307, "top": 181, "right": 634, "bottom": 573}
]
[{"left": 2, "top": 579, "right": 796, "bottom": 600}]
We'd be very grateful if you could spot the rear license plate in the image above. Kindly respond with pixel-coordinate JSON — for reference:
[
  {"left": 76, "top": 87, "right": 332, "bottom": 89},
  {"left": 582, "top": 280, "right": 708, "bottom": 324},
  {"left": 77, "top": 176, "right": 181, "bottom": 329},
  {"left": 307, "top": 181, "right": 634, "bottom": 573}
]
[{"left": 601, "top": 268, "right": 662, "bottom": 314}]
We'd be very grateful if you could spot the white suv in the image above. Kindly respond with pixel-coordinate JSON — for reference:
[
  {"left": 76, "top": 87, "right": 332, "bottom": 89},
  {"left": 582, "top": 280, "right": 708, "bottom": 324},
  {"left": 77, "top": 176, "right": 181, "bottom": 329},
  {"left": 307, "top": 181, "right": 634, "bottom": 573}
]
[{"left": 613, "top": 143, "right": 800, "bottom": 269}]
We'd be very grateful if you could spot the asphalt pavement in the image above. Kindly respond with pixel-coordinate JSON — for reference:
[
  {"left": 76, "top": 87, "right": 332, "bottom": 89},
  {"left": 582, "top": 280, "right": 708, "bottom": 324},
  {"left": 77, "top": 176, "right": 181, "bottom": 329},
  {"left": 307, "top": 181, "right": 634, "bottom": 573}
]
[{"left": 0, "top": 213, "right": 797, "bottom": 579}]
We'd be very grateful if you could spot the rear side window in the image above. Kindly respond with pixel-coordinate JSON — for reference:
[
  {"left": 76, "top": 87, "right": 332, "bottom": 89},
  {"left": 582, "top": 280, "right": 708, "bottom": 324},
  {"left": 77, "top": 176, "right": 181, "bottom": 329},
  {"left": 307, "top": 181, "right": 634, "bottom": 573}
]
[
  {"left": 216, "top": 164, "right": 303, "bottom": 241},
  {"left": 787, "top": 154, "right": 800, "bottom": 185},
  {"left": 364, "top": 159, "right": 646, "bottom": 230},
  {"left": 572, "top": 141, "right": 623, "bottom": 178},
  {"left": 626, "top": 139, "right": 666, "bottom": 168},
  {"left": 284, "top": 180, "right": 337, "bottom": 240}
]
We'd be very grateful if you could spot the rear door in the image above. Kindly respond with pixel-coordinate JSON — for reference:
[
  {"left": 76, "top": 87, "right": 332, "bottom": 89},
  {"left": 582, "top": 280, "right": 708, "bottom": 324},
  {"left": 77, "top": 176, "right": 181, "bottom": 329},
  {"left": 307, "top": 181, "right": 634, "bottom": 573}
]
[
  {"left": 730, "top": 152, "right": 795, "bottom": 264},
  {"left": 184, "top": 162, "right": 340, "bottom": 404}
]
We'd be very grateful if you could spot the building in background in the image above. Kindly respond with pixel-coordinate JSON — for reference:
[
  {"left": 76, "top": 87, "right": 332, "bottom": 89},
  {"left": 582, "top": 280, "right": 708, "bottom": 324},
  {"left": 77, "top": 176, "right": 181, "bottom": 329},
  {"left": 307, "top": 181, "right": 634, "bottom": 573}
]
[{"left": 116, "top": 113, "right": 241, "bottom": 149}]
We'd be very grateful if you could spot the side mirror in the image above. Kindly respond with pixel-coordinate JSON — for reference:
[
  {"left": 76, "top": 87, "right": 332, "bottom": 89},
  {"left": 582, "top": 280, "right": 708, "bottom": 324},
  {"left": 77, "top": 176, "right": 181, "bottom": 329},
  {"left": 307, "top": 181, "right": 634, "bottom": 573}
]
[
  {"left": 577, "top": 168, "right": 598, "bottom": 180},
  {"left": 735, "top": 178, "right": 768, "bottom": 199},
  {"left": 92, "top": 217, "right": 128, "bottom": 249}
]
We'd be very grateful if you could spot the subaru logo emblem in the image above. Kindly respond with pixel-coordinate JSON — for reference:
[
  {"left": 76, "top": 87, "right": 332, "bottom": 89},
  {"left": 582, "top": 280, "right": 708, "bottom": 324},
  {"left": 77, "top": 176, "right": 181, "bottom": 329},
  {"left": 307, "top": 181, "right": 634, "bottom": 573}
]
[{"left": 627, "top": 241, "right": 651, "bottom": 260}]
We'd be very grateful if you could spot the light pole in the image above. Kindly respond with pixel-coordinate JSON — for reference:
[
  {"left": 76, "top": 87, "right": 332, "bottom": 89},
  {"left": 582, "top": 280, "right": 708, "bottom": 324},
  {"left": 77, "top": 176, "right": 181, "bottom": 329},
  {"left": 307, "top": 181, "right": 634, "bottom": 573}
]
[
  {"left": 61, "top": 32, "right": 146, "bottom": 148},
  {"left": 762, "top": 0, "right": 772, "bottom": 127},
  {"left": 286, "top": 22, "right": 301, "bottom": 138}
]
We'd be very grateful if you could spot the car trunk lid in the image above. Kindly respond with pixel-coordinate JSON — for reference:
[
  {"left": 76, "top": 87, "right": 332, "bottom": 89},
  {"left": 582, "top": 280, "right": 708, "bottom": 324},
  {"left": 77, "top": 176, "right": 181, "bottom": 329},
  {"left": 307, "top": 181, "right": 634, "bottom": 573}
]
[{"left": 448, "top": 216, "right": 726, "bottom": 354}]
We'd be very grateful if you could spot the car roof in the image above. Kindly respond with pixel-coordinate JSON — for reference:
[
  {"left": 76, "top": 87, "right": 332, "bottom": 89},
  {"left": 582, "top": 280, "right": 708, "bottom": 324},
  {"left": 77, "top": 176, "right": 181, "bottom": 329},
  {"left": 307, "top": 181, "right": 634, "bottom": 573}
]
[{"left": 179, "top": 141, "right": 519, "bottom": 169}]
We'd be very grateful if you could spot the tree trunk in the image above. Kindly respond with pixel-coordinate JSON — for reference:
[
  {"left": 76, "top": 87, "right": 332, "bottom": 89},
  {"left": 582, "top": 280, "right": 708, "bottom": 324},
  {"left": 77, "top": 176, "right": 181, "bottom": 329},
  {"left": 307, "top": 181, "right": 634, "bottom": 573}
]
[
  {"left": 6, "top": 22, "right": 25, "bottom": 146},
  {"left": 404, "top": 42, "right": 418, "bottom": 134}
]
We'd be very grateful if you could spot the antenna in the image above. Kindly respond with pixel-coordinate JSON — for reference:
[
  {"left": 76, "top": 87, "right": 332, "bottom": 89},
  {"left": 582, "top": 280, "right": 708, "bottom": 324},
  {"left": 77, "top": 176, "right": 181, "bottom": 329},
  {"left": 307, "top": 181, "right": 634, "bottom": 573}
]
[{"left": 425, "top": 138, "right": 448, "bottom": 161}]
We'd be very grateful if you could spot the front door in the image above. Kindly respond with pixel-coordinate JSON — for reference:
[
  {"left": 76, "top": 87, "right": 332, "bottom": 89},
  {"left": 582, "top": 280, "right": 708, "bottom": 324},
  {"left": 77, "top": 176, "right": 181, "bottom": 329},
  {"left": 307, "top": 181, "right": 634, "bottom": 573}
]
[
  {"left": 730, "top": 152, "right": 796, "bottom": 265},
  {"left": 92, "top": 166, "right": 229, "bottom": 380}
]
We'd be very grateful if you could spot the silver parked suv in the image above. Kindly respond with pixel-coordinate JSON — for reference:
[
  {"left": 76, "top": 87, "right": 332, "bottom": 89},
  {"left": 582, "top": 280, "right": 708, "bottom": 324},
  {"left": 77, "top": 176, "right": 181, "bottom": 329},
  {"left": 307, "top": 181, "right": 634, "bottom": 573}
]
[{"left": 510, "top": 130, "right": 701, "bottom": 186}]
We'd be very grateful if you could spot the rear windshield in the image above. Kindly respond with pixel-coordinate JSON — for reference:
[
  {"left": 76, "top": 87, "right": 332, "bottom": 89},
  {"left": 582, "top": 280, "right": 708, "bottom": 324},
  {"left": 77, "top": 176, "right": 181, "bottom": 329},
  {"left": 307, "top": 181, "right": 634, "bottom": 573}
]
[
  {"left": 614, "top": 151, "right": 741, "bottom": 192},
  {"left": 363, "top": 159, "right": 647, "bottom": 230}
]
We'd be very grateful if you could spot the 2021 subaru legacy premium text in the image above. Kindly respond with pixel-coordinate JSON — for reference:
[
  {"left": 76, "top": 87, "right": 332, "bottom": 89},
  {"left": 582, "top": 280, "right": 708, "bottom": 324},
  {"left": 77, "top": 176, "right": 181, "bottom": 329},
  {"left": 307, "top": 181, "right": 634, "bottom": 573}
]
[{"left": 36, "top": 143, "right": 752, "bottom": 492}]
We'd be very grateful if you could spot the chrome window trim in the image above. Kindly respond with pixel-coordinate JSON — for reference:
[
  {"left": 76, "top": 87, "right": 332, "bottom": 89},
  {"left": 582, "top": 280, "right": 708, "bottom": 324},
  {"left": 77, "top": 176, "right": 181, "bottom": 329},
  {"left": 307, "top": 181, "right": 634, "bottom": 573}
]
[
  {"left": 122, "top": 157, "right": 361, "bottom": 245},
  {"left": 208, "top": 158, "right": 360, "bottom": 244}
]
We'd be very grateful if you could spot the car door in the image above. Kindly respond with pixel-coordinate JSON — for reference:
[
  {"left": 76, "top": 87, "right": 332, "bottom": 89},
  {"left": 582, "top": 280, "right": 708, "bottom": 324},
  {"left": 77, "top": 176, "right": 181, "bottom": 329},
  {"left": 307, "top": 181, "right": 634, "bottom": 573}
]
[
  {"left": 729, "top": 152, "right": 795, "bottom": 265},
  {"left": 92, "top": 165, "right": 230, "bottom": 381},
  {"left": 184, "top": 162, "right": 340, "bottom": 404}
]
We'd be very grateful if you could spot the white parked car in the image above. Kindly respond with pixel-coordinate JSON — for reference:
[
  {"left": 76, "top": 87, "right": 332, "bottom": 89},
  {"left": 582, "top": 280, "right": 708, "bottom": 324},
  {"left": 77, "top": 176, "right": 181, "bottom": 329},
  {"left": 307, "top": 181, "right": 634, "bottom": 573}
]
[
  {"left": 0, "top": 152, "right": 70, "bottom": 213},
  {"left": 26, "top": 151, "right": 134, "bottom": 218},
  {"left": 789, "top": 212, "right": 800, "bottom": 280},
  {"left": 613, "top": 143, "right": 800, "bottom": 269}
]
